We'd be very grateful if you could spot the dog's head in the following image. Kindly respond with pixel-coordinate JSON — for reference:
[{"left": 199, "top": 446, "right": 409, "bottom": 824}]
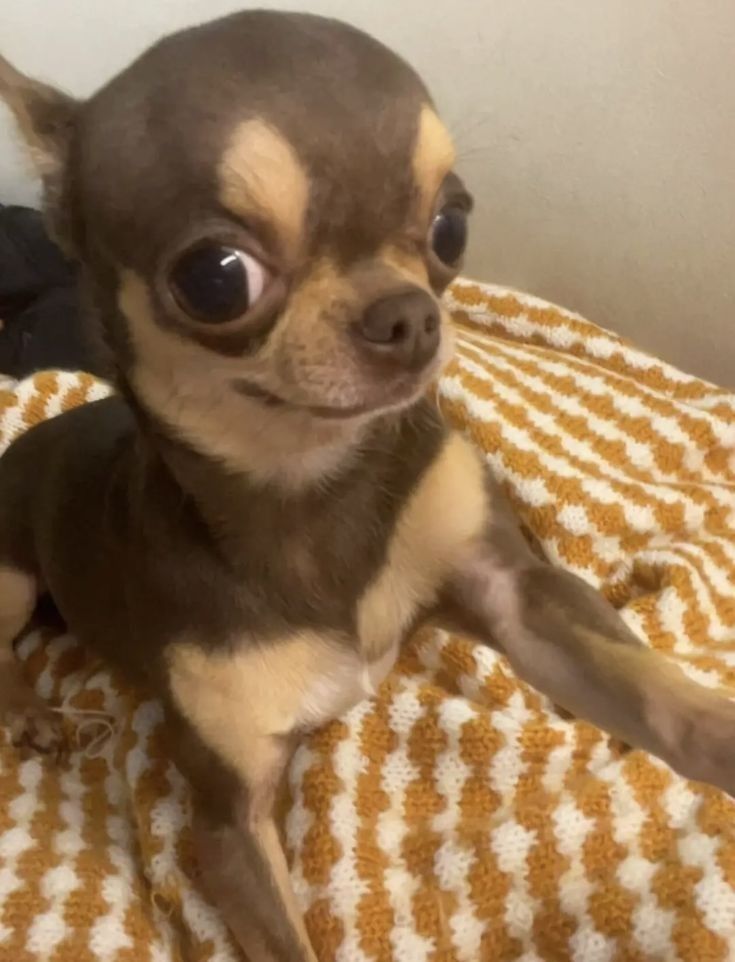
[{"left": 1, "top": 12, "right": 472, "bottom": 484}]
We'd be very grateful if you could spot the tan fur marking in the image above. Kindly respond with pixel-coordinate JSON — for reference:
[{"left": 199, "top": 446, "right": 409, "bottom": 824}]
[
  {"left": 0, "top": 567, "right": 62, "bottom": 753},
  {"left": 412, "top": 106, "right": 456, "bottom": 221},
  {"left": 380, "top": 245, "right": 431, "bottom": 287},
  {"left": 119, "top": 271, "right": 361, "bottom": 488},
  {"left": 0, "top": 566, "right": 36, "bottom": 647},
  {"left": 284, "top": 257, "right": 354, "bottom": 325},
  {"left": 267, "top": 256, "right": 384, "bottom": 406},
  {"left": 357, "top": 433, "right": 489, "bottom": 660},
  {"left": 218, "top": 118, "right": 310, "bottom": 257},
  {"left": 0, "top": 566, "right": 36, "bottom": 715},
  {"left": 168, "top": 632, "right": 393, "bottom": 786},
  {"left": 196, "top": 744, "right": 318, "bottom": 962},
  {"left": 255, "top": 815, "right": 318, "bottom": 959}
]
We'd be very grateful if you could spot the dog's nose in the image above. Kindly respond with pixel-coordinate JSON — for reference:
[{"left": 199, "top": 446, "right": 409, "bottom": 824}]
[{"left": 355, "top": 289, "right": 441, "bottom": 371}]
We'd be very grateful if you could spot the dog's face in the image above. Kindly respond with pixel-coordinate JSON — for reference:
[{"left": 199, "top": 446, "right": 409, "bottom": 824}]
[{"left": 1, "top": 12, "right": 472, "bottom": 480}]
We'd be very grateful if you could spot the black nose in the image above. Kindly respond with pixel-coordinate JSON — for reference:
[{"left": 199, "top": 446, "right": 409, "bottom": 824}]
[{"left": 355, "top": 289, "right": 441, "bottom": 371}]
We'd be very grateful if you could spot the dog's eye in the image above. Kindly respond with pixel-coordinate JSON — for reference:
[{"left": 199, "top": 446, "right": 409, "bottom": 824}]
[
  {"left": 430, "top": 207, "right": 468, "bottom": 267},
  {"left": 169, "top": 245, "right": 268, "bottom": 323}
]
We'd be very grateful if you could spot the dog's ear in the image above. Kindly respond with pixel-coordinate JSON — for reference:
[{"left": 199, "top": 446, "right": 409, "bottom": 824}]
[{"left": 0, "top": 54, "right": 79, "bottom": 252}]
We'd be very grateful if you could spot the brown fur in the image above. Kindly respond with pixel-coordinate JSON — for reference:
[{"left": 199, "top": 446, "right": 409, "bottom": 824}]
[
  {"left": 0, "top": 55, "right": 77, "bottom": 249},
  {"left": 2, "top": 11, "right": 735, "bottom": 962},
  {"left": 0, "top": 55, "right": 74, "bottom": 176}
]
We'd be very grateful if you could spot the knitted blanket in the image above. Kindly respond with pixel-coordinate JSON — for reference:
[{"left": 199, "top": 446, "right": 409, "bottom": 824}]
[{"left": 2, "top": 279, "right": 735, "bottom": 962}]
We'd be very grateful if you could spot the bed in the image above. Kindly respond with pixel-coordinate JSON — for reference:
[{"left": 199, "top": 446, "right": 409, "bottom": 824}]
[{"left": 1, "top": 278, "right": 735, "bottom": 961}]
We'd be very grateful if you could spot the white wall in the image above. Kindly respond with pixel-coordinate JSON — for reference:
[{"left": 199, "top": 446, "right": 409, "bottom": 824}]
[{"left": 2, "top": 0, "right": 734, "bottom": 384}]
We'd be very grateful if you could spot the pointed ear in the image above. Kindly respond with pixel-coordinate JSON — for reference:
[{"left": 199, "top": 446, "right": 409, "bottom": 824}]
[{"left": 0, "top": 54, "right": 79, "bottom": 251}]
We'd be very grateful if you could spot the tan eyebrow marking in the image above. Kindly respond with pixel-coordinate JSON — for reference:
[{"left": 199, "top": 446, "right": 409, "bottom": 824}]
[
  {"left": 218, "top": 118, "right": 310, "bottom": 257},
  {"left": 412, "top": 105, "right": 456, "bottom": 222}
]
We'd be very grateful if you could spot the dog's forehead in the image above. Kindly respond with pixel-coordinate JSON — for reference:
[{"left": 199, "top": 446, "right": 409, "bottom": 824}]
[{"left": 78, "top": 11, "right": 455, "bottom": 263}]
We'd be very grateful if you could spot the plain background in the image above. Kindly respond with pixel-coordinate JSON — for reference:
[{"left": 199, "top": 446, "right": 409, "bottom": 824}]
[{"left": 2, "top": 0, "right": 733, "bottom": 385}]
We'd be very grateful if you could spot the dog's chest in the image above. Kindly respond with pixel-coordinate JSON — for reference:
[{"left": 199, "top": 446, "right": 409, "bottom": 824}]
[{"left": 168, "top": 432, "right": 490, "bottom": 763}]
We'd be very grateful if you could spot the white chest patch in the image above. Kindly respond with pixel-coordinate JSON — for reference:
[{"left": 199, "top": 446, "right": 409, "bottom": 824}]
[
  {"left": 168, "top": 629, "right": 401, "bottom": 783},
  {"left": 296, "top": 642, "right": 399, "bottom": 730}
]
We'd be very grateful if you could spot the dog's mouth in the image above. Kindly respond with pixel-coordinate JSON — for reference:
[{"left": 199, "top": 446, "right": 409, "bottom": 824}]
[
  {"left": 231, "top": 326, "right": 453, "bottom": 421},
  {"left": 232, "top": 377, "right": 424, "bottom": 420}
]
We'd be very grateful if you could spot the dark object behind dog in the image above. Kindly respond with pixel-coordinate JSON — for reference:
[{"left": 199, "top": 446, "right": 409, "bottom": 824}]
[{"left": 0, "top": 203, "right": 100, "bottom": 377}]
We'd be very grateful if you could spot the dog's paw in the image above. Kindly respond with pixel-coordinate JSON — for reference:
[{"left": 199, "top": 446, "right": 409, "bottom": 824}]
[{"left": 6, "top": 698, "right": 66, "bottom": 761}]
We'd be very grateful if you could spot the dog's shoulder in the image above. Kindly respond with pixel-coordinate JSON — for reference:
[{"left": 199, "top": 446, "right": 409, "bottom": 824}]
[
  {"left": 0, "top": 394, "right": 136, "bottom": 528},
  {"left": 355, "top": 404, "right": 491, "bottom": 659}
]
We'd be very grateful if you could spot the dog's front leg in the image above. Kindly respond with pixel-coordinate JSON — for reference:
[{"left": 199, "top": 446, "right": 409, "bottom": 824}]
[
  {"left": 171, "top": 712, "right": 317, "bottom": 962},
  {"left": 443, "top": 519, "right": 735, "bottom": 796},
  {"left": 195, "top": 741, "right": 316, "bottom": 962}
]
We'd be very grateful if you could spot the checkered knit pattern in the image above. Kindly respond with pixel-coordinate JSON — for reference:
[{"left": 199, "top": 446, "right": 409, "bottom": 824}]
[{"left": 2, "top": 279, "right": 735, "bottom": 962}]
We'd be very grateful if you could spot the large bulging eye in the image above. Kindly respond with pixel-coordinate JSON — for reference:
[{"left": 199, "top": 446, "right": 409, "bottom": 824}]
[
  {"left": 430, "top": 207, "right": 468, "bottom": 267},
  {"left": 169, "top": 245, "right": 268, "bottom": 323}
]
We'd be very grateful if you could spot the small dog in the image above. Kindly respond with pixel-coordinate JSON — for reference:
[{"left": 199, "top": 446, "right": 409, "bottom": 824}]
[{"left": 1, "top": 11, "right": 734, "bottom": 961}]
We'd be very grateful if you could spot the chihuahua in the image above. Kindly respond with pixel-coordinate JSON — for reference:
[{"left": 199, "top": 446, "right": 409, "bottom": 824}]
[{"left": 1, "top": 11, "right": 734, "bottom": 962}]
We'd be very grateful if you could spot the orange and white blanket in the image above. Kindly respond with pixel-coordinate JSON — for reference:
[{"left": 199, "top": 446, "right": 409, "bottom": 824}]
[{"left": 2, "top": 279, "right": 735, "bottom": 962}]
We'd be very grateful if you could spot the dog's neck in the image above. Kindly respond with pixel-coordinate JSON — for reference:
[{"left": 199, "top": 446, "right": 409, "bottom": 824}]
[
  {"left": 123, "top": 394, "right": 444, "bottom": 577},
  {"left": 127, "top": 388, "right": 436, "bottom": 523},
  {"left": 151, "top": 399, "right": 369, "bottom": 491}
]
